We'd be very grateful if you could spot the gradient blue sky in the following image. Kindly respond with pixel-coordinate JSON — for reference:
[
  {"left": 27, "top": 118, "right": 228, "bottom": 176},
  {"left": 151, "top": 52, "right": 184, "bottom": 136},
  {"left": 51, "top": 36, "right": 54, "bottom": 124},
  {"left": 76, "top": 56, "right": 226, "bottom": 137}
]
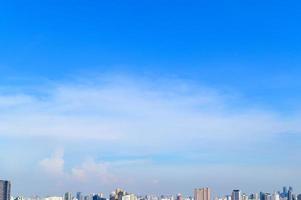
[{"left": 1, "top": 0, "right": 301, "bottom": 197}]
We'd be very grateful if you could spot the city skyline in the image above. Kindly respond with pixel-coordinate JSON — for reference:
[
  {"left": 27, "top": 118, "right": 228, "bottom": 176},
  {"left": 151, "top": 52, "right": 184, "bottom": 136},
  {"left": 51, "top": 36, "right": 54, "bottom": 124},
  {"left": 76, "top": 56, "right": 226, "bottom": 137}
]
[
  {"left": 1, "top": 0, "right": 301, "bottom": 196},
  {"left": 3, "top": 182, "right": 301, "bottom": 200}
]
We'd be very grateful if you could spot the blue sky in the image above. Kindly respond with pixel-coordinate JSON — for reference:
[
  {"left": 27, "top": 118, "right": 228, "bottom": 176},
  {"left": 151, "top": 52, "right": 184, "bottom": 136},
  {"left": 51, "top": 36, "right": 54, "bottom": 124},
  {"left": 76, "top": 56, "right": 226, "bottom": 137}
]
[{"left": 1, "top": 0, "right": 301, "bottom": 197}]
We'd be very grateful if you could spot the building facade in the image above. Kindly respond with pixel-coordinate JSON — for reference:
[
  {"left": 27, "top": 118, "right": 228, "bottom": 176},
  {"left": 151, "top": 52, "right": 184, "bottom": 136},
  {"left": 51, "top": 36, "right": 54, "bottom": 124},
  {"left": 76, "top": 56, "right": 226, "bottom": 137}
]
[
  {"left": 232, "top": 190, "right": 241, "bottom": 200},
  {"left": 64, "top": 193, "right": 72, "bottom": 200},
  {"left": 194, "top": 188, "right": 211, "bottom": 200},
  {"left": 0, "top": 180, "right": 11, "bottom": 200},
  {"left": 122, "top": 194, "right": 137, "bottom": 200}
]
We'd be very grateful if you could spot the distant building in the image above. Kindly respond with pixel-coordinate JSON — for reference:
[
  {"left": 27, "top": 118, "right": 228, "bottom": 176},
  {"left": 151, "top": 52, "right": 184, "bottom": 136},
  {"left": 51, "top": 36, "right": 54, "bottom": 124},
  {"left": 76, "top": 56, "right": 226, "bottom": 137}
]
[
  {"left": 272, "top": 193, "right": 280, "bottom": 200},
  {"left": 43, "top": 197, "right": 63, "bottom": 200},
  {"left": 194, "top": 188, "right": 211, "bottom": 200},
  {"left": 226, "top": 195, "right": 231, "bottom": 200},
  {"left": 160, "top": 195, "right": 173, "bottom": 200},
  {"left": 14, "top": 197, "right": 24, "bottom": 200},
  {"left": 250, "top": 193, "right": 258, "bottom": 200},
  {"left": 297, "top": 195, "right": 301, "bottom": 200},
  {"left": 282, "top": 188, "right": 288, "bottom": 198},
  {"left": 288, "top": 189, "right": 293, "bottom": 200},
  {"left": 77, "top": 193, "right": 83, "bottom": 200},
  {"left": 122, "top": 195, "right": 137, "bottom": 200},
  {"left": 110, "top": 189, "right": 127, "bottom": 200},
  {"left": 214, "top": 196, "right": 227, "bottom": 200},
  {"left": 263, "top": 194, "right": 272, "bottom": 200},
  {"left": 232, "top": 190, "right": 241, "bottom": 200},
  {"left": 260, "top": 193, "right": 265, "bottom": 200},
  {"left": 145, "top": 195, "right": 158, "bottom": 200},
  {"left": 242, "top": 194, "right": 248, "bottom": 200},
  {"left": 0, "top": 180, "right": 11, "bottom": 200},
  {"left": 92, "top": 194, "right": 105, "bottom": 200},
  {"left": 64, "top": 193, "right": 72, "bottom": 200},
  {"left": 84, "top": 195, "right": 92, "bottom": 200}
]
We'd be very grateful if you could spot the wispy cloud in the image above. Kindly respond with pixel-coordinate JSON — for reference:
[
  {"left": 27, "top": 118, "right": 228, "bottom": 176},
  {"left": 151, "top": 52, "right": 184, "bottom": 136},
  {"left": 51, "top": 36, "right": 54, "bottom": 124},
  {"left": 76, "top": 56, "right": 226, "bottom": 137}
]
[
  {"left": 0, "top": 75, "right": 300, "bottom": 144},
  {"left": 2, "top": 74, "right": 301, "bottom": 195}
]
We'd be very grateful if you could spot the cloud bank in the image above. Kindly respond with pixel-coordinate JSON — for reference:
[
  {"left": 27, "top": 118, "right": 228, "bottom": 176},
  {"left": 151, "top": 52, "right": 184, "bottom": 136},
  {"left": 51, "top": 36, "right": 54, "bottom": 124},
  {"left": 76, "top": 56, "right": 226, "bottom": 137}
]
[
  {"left": 1, "top": 74, "right": 301, "bottom": 195},
  {"left": 0, "top": 75, "right": 300, "bottom": 144}
]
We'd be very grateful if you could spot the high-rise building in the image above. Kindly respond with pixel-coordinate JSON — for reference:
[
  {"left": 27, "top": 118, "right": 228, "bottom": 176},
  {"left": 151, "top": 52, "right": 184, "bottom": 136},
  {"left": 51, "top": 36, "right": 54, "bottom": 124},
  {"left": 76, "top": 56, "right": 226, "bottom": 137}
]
[
  {"left": 176, "top": 194, "right": 182, "bottom": 200},
  {"left": 77, "top": 193, "right": 83, "bottom": 200},
  {"left": 282, "top": 187, "right": 288, "bottom": 198},
  {"left": 122, "top": 194, "right": 137, "bottom": 200},
  {"left": 250, "top": 193, "right": 259, "bottom": 200},
  {"left": 110, "top": 188, "right": 127, "bottom": 200},
  {"left": 44, "top": 197, "right": 63, "bottom": 200},
  {"left": 242, "top": 194, "right": 248, "bottom": 200},
  {"left": 272, "top": 192, "right": 280, "bottom": 200},
  {"left": 160, "top": 195, "right": 173, "bottom": 200},
  {"left": 194, "top": 188, "right": 211, "bottom": 200},
  {"left": 263, "top": 193, "right": 272, "bottom": 200},
  {"left": 260, "top": 192, "right": 265, "bottom": 200},
  {"left": 0, "top": 180, "right": 11, "bottom": 200},
  {"left": 14, "top": 196, "right": 24, "bottom": 200},
  {"left": 288, "top": 191, "right": 292, "bottom": 200},
  {"left": 64, "top": 193, "right": 72, "bottom": 200},
  {"left": 232, "top": 190, "right": 241, "bottom": 200},
  {"left": 84, "top": 195, "right": 92, "bottom": 200},
  {"left": 93, "top": 194, "right": 106, "bottom": 200}
]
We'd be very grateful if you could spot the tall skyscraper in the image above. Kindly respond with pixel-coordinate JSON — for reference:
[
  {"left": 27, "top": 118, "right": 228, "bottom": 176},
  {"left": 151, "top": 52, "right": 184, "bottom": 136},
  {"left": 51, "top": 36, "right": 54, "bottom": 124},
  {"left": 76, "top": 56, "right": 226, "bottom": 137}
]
[
  {"left": 77, "top": 192, "right": 83, "bottom": 200},
  {"left": 260, "top": 192, "right": 265, "bottom": 200},
  {"left": 93, "top": 193, "right": 106, "bottom": 200},
  {"left": 176, "top": 194, "right": 182, "bottom": 200},
  {"left": 250, "top": 193, "right": 259, "bottom": 200},
  {"left": 263, "top": 193, "right": 271, "bottom": 200},
  {"left": 64, "top": 192, "right": 72, "bottom": 200},
  {"left": 122, "top": 194, "right": 137, "bottom": 200},
  {"left": 288, "top": 189, "right": 293, "bottom": 200},
  {"left": 282, "top": 187, "right": 288, "bottom": 198},
  {"left": 0, "top": 180, "right": 11, "bottom": 200},
  {"left": 272, "top": 192, "right": 280, "bottom": 200},
  {"left": 232, "top": 190, "right": 241, "bottom": 200},
  {"left": 242, "top": 194, "right": 248, "bottom": 200},
  {"left": 194, "top": 188, "right": 211, "bottom": 200},
  {"left": 84, "top": 195, "right": 92, "bottom": 200}
]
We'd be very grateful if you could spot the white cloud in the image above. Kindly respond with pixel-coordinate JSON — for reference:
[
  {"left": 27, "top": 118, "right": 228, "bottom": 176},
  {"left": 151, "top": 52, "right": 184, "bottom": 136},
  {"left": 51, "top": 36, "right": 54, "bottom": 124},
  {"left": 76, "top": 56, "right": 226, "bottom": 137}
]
[
  {"left": 71, "top": 159, "right": 117, "bottom": 183},
  {"left": 2, "top": 75, "right": 301, "bottom": 194},
  {"left": 39, "top": 149, "right": 65, "bottom": 177},
  {"left": 38, "top": 149, "right": 118, "bottom": 191},
  {"left": 0, "top": 75, "right": 300, "bottom": 149}
]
